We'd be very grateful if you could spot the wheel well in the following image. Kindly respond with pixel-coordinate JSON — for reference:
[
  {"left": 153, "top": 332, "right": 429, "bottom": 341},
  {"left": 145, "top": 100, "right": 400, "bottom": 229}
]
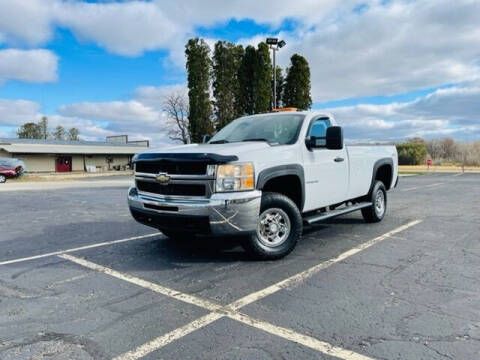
[
  {"left": 375, "top": 164, "right": 393, "bottom": 190},
  {"left": 262, "top": 175, "right": 302, "bottom": 210}
]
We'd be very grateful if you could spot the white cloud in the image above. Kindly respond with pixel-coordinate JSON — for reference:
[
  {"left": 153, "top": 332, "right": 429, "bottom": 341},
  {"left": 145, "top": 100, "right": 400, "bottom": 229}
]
[
  {"left": 0, "top": 99, "right": 114, "bottom": 140},
  {"left": 55, "top": 84, "right": 191, "bottom": 144},
  {"left": 0, "top": 99, "right": 41, "bottom": 126},
  {"left": 0, "top": 0, "right": 55, "bottom": 46},
  {"left": 57, "top": 97, "right": 173, "bottom": 144},
  {"left": 0, "top": 0, "right": 366, "bottom": 57},
  {"left": 278, "top": 0, "right": 480, "bottom": 101},
  {"left": 1, "top": 82, "right": 479, "bottom": 144},
  {"left": 55, "top": 1, "right": 182, "bottom": 56},
  {"left": 0, "top": 49, "right": 58, "bottom": 84},
  {"left": 157, "top": 0, "right": 367, "bottom": 29},
  {"left": 134, "top": 84, "right": 187, "bottom": 109},
  {"left": 59, "top": 101, "right": 161, "bottom": 124},
  {"left": 1, "top": 0, "right": 479, "bottom": 102},
  {"left": 0, "top": 86, "right": 188, "bottom": 144},
  {"left": 327, "top": 84, "right": 480, "bottom": 141}
]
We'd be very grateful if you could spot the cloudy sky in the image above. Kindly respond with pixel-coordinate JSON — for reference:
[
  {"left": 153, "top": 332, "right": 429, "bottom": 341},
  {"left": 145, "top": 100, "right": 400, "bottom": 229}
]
[{"left": 0, "top": 0, "right": 479, "bottom": 145}]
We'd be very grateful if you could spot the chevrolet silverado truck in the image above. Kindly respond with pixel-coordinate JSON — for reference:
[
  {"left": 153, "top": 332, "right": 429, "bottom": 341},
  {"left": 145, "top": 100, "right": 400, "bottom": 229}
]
[{"left": 128, "top": 110, "right": 398, "bottom": 259}]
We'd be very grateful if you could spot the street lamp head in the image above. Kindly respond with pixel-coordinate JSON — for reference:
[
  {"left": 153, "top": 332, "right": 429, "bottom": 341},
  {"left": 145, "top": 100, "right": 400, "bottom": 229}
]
[
  {"left": 266, "top": 37, "right": 278, "bottom": 45},
  {"left": 278, "top": 40, "right": 286, "bottom": 48}
]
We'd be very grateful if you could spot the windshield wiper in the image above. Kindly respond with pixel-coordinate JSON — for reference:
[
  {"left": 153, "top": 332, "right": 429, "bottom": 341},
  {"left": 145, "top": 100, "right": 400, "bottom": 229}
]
[
  {"left": 241, "top": 138, "right": 270, "bottom": 143},
  {"left": 209, "top": 139, "right": 229, "bottom": 144}
]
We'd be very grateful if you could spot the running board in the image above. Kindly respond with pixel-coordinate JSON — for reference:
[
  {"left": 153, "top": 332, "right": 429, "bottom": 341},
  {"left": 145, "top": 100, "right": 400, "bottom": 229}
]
[{"left": 303, "top": 202, "right": 372, "bottom": 225}]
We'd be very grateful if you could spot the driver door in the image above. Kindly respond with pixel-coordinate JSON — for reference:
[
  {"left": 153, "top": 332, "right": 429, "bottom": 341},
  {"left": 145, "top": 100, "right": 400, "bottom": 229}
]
[{"left": 302, "top": 117, "right": 349, "bottom": 211}]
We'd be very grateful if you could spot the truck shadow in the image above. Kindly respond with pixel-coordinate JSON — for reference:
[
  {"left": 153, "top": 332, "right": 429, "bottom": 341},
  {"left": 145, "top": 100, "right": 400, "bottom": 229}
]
[
  {"left": 0, "top": 216, "right": 368, "bottom": 273},
  {"left": 154, "top": 216, "right": 365, "bottom": 263},
  {"left": 157, "top": 235, "right": 251, "bottom": 262},
  {"left": 302, "top": 216, "right": 364, "bottom": 236}
]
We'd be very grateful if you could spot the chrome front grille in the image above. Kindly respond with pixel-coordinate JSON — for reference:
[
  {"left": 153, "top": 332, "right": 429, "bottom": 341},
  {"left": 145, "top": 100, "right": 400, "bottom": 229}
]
[
  {"left": 136, "top": 180, "right": 207, "bottom": 197},
  {"left": 134, "top": 161, "right": 214, "bottom": 199},
  {"left": 135, "top": 161, "right": 207, "bottom": 175}
]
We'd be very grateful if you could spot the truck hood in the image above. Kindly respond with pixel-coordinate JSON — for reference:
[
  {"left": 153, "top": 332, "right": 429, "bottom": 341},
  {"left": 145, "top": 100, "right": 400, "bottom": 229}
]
[{"left": 142, "top": 142, "right": 271, "bottom": 158}]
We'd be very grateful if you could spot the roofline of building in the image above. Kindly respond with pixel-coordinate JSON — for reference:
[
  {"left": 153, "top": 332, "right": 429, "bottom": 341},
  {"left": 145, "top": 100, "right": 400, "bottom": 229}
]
[{"left": 0, "top": 137, "right": 149, "bottom": 147}]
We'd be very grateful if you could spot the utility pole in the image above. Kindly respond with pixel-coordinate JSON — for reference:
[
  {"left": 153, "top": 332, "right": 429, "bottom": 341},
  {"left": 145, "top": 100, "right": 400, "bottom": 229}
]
[{"left": 266, "top": 38, "right": 286, "bottom": 110}]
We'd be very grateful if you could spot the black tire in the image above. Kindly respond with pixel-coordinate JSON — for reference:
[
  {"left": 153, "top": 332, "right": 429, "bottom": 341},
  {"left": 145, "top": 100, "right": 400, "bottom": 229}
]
[
  {"left": 0, "top": 175, "right": 6, "bottom": 183},
  {"left": 362, "top": 181, "right": 387, "bottom": 223},
  {"left": 242, "top": 192, "right": 303, "bottom": 260}
]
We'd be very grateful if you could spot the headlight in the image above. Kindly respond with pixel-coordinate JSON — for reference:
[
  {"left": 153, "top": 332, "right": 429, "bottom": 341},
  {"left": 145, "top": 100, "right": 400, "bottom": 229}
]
[{"left": 216, "top": 163, "right": 254, "bottom": 192}]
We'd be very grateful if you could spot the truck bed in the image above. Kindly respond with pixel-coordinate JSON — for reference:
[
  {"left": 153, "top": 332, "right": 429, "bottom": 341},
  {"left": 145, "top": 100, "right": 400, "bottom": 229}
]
[{"left": 346, "top": 144, "right": 398, "bottom": 199}]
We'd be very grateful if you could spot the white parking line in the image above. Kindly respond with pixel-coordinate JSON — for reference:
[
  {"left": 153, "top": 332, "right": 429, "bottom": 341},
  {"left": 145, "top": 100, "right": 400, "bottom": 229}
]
[
  {"left": 452, "top": 172, "right": 464, "bottom": 177},
  {"left": 228, "top": 219, "right": 422, "bottom": 310},
  {"left": 64, "top": 251, "right": 374, "bottom": 360},
  {"left": 0, "top": 233, "right": 160, "bottom": 266},
  {"left": 58, "top": 254, "right": 222, "bottom": 312},
  {"left": 401, "top": 182, "right": 444, "bottom": 192},
  {"left": 58, "top": 220, "right": 421, "bottom": 360},
  {"left": 113, "top": 312, "right": 224, "bottom": 360},
  {"left": 228, "top": 311, "right": 372, "bottom": 360}
]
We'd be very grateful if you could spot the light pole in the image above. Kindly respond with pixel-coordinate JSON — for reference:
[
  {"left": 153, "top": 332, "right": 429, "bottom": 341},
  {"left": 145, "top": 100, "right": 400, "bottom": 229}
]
[{"left": 266, "top": 37, "right": 286, "bottom": 110}]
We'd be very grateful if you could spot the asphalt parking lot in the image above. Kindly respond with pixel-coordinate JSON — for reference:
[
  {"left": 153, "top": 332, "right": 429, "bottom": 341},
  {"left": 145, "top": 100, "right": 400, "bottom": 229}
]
[{"left": 0, "top": 173, "right": 479, "bottom": 360}]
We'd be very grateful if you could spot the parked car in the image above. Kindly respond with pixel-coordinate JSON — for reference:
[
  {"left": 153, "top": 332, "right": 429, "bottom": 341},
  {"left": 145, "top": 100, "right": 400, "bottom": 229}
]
[
  {"left": 128, "top": 110, "right": 398, "bottom": 259},
  {"left": 0, "top": 158, "right": 25, "bottom": 183}
]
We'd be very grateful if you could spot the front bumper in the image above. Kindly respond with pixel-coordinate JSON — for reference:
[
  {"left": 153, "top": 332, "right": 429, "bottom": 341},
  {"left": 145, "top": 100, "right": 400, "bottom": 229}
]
[{"left": 128, "top": 187, "right": 262, "bottom": 236}]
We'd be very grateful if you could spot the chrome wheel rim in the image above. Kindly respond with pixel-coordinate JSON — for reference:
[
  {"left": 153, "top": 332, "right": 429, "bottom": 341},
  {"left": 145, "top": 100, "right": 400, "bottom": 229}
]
[
  {"left": 375, "top": 190, "right": 385, "bottom": 217},
  {"left": 257, "top": 208, "right": 291, "bottom": 247}
]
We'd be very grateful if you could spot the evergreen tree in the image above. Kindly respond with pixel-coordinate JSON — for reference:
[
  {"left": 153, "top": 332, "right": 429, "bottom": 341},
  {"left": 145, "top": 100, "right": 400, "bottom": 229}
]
[
  {"left": 283, "top": 54, "right": 312, "bottom": 110},
  {"left": 238, "top": 45, "right": 256, "bottom": 115},
  {"left": 272, "top": 66, "right": 284, "bottom": 109},
  {"left": 39, "top": 116, "right": 48, "bottom": 139},
  {"left": 17, "top": 123, "right": 42, "bottom": 139},
  {"left": 185, "top": 38, "right": 213, "bottom": 143},
  {"left": 212, "top": 41, "right": 244, "bottom": 129},
  {"left": 53, "top": 125, "right": 66, "bottom": 140},
  {"left": 253, "top": 42, "right": 272, "bottom": 114}
]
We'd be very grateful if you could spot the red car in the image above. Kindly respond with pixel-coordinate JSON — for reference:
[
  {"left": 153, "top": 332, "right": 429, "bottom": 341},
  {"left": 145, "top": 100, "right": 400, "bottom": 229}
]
[{"left": 0, "top": 158, "right": 25, "bottom": 183}]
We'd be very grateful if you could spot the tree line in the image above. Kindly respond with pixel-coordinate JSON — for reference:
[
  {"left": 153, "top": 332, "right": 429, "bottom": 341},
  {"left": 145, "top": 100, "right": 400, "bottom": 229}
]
[
  {"left": 17, "top": 116, "right": 80, "bottom": 141},
  {"left": 397, "top": 137, "right": 480, "bottom": 167},
  {"left": 167, "top": 38, "right": 312, "bottom": 143}
]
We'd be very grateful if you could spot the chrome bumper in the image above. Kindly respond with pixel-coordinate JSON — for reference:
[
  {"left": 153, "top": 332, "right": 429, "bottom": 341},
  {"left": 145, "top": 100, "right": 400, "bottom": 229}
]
[{"left": 128, "top": 187, "right": 262, "bottom": 236}]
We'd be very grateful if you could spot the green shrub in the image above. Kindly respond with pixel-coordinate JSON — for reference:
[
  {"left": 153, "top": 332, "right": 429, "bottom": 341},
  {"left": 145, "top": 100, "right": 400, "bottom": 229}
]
[{"left": 396, "top": 143, "right": 427, "bottom": 165}]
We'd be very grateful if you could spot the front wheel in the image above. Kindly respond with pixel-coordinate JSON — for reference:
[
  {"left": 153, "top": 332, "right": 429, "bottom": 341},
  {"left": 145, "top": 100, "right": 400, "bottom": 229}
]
[
  {"left": 242, "top": 192, "right": 303, "bottom": 260},
  {"left": 362, "top": 181, "right": 387, "bottom": 223},
  {"left": 0, "top": 175, "right": 6, "bottom": 183}
]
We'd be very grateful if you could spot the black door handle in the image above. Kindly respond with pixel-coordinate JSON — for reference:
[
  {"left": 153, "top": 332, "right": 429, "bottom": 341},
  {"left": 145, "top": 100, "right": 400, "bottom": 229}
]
[{"left": 334, "top": 157, "right": 344, "bottom": 162}]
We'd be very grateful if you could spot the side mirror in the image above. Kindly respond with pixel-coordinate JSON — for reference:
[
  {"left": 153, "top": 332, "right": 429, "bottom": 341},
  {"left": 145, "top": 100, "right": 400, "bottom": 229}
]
[
  {"left": 202, "top": 134, "right": 212, "bottom": 143},
  {"left": 305, "top": 136, "right": 326, "bottom": 150},
  {"left": 326, "top": 126, "right": 343, "bottom": 150}
]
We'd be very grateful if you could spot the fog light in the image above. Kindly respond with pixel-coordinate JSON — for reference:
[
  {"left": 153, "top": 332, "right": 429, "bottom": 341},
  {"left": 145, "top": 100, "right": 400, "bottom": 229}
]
[{"left": 128, "top": 187, "right": 138, "bottom": 197}]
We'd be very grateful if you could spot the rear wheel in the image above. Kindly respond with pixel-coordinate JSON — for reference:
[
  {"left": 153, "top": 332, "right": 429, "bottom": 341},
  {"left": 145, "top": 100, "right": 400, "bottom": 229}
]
[
  {"left": 0, "top": 175, "right": 6, "bottom": 183},
  {"left": 242, "top": 192, "right": 302, "bottom": 260},
  {"left": 362, "top": 181, "right": 387, "bottom": 223}
]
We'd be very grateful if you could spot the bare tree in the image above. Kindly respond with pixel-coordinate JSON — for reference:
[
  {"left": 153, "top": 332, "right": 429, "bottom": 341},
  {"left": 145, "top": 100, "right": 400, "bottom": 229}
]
[
  {"left": 439, "top": 137, "right": 456, "bottom": 159},
  {"left": 163, "top": 91, "right": 190, "bottom": 144}
]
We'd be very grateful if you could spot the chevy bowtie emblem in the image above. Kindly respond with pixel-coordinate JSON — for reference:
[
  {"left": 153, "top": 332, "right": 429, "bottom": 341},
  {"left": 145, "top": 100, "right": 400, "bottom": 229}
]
[{"left": 156, "top": 173, "right": 170, "bottom": 185}]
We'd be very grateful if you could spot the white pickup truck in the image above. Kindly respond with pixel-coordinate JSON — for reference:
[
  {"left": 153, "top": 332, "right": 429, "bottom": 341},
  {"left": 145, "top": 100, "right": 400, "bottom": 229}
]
[{"left": 128, "top": 110, "right": 398, "bottom": 259}]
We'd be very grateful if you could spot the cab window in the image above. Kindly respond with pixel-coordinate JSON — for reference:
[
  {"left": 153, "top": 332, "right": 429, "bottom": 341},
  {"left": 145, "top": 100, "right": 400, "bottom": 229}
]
[{"left": 309, "top": 118, "right": 331, "bottom": 138}]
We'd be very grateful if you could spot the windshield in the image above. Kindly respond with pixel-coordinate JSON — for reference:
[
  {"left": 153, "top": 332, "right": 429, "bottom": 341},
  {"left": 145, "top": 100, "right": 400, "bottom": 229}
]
[{"left": 209, "top": 113, "right": 305, "bottom": 145}]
